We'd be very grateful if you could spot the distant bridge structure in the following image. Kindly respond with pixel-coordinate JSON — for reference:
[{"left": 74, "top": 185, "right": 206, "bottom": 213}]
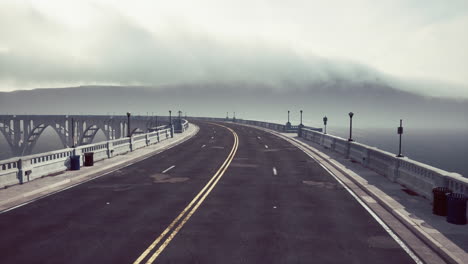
[{"left": 0, "top": 115, "right": 170, "bottom": 156}]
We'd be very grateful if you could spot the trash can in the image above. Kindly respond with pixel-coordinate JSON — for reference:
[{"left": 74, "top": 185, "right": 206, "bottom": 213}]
[
  {"left": 446, "top": 193, "right": 467, "bottom": 225},
  {"left": 70, "top": 155, "right": 80, "bottom": 171},
  {"left": 84, "top": 152, "right": 94, "bottom": 167},
  {"left": 432, "top": 187, "right": 452, "bottom": 216}
]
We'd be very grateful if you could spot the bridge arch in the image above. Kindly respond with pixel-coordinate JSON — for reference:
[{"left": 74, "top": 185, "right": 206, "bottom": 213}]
[
  {"left": 0, "top": 129, "right": 13, "bottom": 159},
  {"left": 0, "top": 120, "right": 14, "bottom": 149},
  {"left": 131, "top": 128, "right": 145, "bottom": 136},
  {"left": 79, "top": 124, "right": 110, "bottom": 145},
  {"left": 24, "top": 124, "right": 68, "bottom": 155},
  {"left": 28, "top": 125, "right": 67, "bottom": 155}
]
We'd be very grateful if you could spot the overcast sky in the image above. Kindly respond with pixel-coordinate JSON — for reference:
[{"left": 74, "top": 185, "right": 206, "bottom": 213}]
[{"left": 1, "top": 0, "right": 467, "bottom": 97}]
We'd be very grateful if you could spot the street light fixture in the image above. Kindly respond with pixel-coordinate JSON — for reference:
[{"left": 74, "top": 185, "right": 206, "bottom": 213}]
[
  {"left": 397, "top": 119, "right": 404, "bottom": 157},
  {"left": 300, "top": 110, "right": 303, "bottom": 125},
  {"left": 323, "top": 116, "right": 328, "bottom": 134},
  {"left": 127, "top": 112, "right": 131, "bottom": 137},
  {"left": 71, "top": 118, "right": 75, "bottom": 147},
  {"left": 348, "top": 112, "right": 354, "bottom": 141}
]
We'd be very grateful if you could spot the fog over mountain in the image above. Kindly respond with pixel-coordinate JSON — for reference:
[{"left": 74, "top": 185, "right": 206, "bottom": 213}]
[
  {"left": 1, "top": 82, "right": 467, "bottom": 130},
  {"left": 1, "top": 1, "right": 467, "bottom": 131}
]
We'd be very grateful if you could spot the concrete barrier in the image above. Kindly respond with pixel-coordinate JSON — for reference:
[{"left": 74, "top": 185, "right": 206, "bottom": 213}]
[
  {"left": 193, "top": 116, "right": 468, "bottom": 198},
  {"left": 299, "top": 128, "right": 468, "bottom": 199},
  {"left": 0, "top": 126, "right": 177, "bottom": 188}
]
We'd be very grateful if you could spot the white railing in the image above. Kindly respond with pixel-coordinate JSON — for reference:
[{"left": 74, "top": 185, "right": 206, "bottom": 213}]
[
  {"left": 192, "top": 117, "right": 468, "bottom": 198},
  {"left": 299, "top": 128, "right": 468, "bottom": 198},
  {"left": 0, "top": 126, "right": 176, "bottom": 188}
]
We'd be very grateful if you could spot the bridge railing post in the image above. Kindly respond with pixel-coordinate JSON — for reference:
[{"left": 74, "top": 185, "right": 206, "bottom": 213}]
[
  {"left": 346, "top": 141, "right": 351, "bottom": 159},
  {"left": 129, "top": 136, "right": 134, "bottom": 152},
  {"left": 391, "top": 157, "right": 400, "bottom": 182},
  {"left": 17, "top": 159, "right": 24, "bottom": 184},
  {"left": 107, "top": 141, "right": 113, "bottom": 158},
  {"left": 145, "top": 134, "right": 150, "bottom": 146}
]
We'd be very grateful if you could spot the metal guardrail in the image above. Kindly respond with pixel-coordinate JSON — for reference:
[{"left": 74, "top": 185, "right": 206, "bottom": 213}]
[{"left": 0, "top": 126, "right": 177, "bottom": 188}]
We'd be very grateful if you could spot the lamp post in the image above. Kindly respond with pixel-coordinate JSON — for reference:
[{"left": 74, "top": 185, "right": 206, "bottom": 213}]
[
  {"left": 323, "top": 116, "right": 328, "bottom": 134},
  {"left": 233, "top": 112, "right": 236, "bottom": 122},
  {"left": 71, "top": 118, "right": 75, "bottom": 147},
  {"left": 298, "top": 110, "right": 304, "bottom": 137},
  {"left": 348, "top": 112, "right": 354, "bottom": 141},
  {"left": 397, "top": 119, "right": 404, "bottom": 157},
  {"left": 226, "top": 112, "right": 229, "bottom": 121},
  {"left": 127, "top": 112, "right": 131, "bottom": 137},
  {"left": 178, "top": 110, "right": 182, "bottom": 119},
  {"left": 169, "top": 110, "right": 172, "bottom": 125},
  {"left": 300, "top": 110, "right": 303, "bottom": 125}
]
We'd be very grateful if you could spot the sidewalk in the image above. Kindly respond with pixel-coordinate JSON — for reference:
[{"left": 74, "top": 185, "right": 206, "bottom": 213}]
[
  {"left": 281, "top": 133, "right": 467, "bottom": 263},
  {"left": 0, "top": 124, "right": 199, "bottom": 212}
]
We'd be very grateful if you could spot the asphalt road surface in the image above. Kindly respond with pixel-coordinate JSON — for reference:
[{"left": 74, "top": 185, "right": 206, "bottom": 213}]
[{"left": 0, "top": 121, "right": 418, "bottom": 263}]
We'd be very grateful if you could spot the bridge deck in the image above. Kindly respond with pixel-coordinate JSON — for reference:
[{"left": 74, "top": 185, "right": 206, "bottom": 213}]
[{"left": 0, "top": 122, "right": 446, "bottom": 263}]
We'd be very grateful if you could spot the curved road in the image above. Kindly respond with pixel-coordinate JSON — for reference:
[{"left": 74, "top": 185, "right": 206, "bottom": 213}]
[{"left": 0, "top": 121, "right": 421, "bottom": 263}]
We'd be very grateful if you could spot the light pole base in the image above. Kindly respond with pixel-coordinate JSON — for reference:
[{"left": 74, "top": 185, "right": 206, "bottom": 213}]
[
  {"left": 348, "top": 138, "right": 354, "bottom": 142},
  {"left": 396, "top": 154, "right": 404, "bottom": 157}
]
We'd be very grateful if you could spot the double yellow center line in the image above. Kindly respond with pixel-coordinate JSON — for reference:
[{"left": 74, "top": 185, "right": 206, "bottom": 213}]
[{"left": 133, "top": 123, "right": 239, "bottom": 264}]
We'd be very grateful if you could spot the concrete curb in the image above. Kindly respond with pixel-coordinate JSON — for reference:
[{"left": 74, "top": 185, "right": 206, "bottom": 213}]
[
  {"left": 324, "top": 157, "right": 465, "bottom": 264},
  {"left": 280, "top": 133, "right": 467, "bottom": 264},
  {"left": 0, "top": 124, "right": 199, "bottom": 212},
  {"left": 237, "top": 123, "right": 466, "bottom": 264}
]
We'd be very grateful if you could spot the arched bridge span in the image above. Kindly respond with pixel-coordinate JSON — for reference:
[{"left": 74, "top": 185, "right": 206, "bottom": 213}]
[{"left": 0, "top": 115, "right": 168, "bottom": 156}]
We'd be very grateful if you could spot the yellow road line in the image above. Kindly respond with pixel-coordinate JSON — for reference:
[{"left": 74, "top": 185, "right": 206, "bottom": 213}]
[{"left": 133, "top": 123, "right": 238, "bottom": 264}]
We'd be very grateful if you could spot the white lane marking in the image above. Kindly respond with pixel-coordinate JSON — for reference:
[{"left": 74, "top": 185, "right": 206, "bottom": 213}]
[
  {"left": 286, "top": 138, "right": 422, "bottom": 264},
  {"left": 211, "top": 136, "right": 214, "bottom": 139},
  {"left": 265, "top": 145, "right": 269, "bottom": 149},
  {"left": 238, "top": 124, "right": 422, "bottom": 264},
  {"left": 272, "top": 167, "right": 277, "bottom": 176},
  {"left": 257, "top": 136, "right": 261, "bottom": 139},
  {"left": 201, "top": 144, "right": 206, "bottom": 148},
  {"left": 162, "top": 165, "right": 175, "bottom": 174}
]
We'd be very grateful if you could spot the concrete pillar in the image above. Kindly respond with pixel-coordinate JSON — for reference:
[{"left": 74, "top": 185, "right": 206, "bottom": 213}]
[
  {"left": 17, "top": 159, "right": 24, "bottom": 184},
  {"left": 107, "top": 141, "right": 113, "bottom": 158},
  {"left": 13, "top": 118, "right": 21, "bottom": 150},
  {"left": 346, "top": 141, "right": 351, "bottom": 159}
]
